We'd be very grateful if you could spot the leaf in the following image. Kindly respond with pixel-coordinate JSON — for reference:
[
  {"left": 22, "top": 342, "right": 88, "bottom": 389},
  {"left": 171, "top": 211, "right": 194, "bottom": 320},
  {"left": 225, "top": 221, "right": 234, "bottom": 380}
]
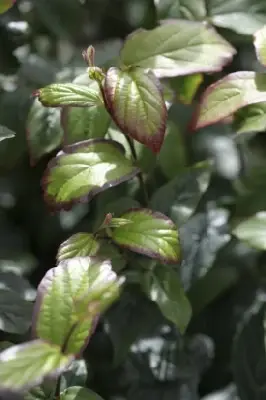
[
  {"left": 36, "top": 83, "right": 102, "bottom": 107},
  {"left": 254, "top": 25, "right": 266, "bottom": 66},
  {"left": 110, "top": 208, "right": 180, "bottom": 264},
  {"left": 26, "top": 98, "right": 63, "bottom": 165},
  {"left": 104, "top": 67, "right": 167, "bottom": 153},
  {"left": 0, "top": 340, "right": 73, "bottom": 392},
  {"left": 0, "top": 125, "right": 15, "bottom": 142},
  {"left": 234, "top": 103, "right": 266, "bottom": 134},
  {"left": 151, "top": 162, "right": 211, "bottom": 226},
  {"left": 233, "top": 293, "right": 266, "bottom": 400},
  {"left": 60, "top": 359, "right": 88, "bottom": 392},
  {"left": 169, "top": 73, "right": 203, "bottom": 104},
  {"left": 43, "top": 138, "right": 140, "bottom": 210},
  {"left": 119, "top": 20, "right": 236, "bottom": 78},
  {"left": 193, "top": 72, "right": 266, "bottom": 130},
  {"left": 156, "top": 0, "right": 266, "bottom": 35},
  {"left": 57, "top": 233, "right": 100, "bottom": 262},
  {"left": 143, "top": 265, "right": 192, "bottom": 333},
  {"left": 62, "top": 104, "right": 110, "bottom": 145},
  {"left": 180, "top": 207, "right": 230, "bottom": 290},
  {"left": 233, "top": 212, "right": 266, "bottom": 250},
  {"left": 25, "top": 383, "right": 53, "bottom": 400},
  {"left": 33, "top": 257, "right": 122, "bottom": 355},
  {"left": 0, "top": 0, "right": 15, "bottom": 14},
  {"left": 97, "top": 241, "right": 127, "bottom": 273},
  {"left": 60, "top": 386, "right": 104, "bottom": 400}
]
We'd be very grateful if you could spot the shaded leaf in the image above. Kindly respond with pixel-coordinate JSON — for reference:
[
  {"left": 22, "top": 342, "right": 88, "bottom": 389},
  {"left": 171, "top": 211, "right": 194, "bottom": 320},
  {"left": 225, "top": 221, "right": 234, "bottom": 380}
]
[
  {"left": 234, "top": 103, "right": 266, "bottom": 134},
  {"left": 143, "top": 264, "right": 192, "bottom": 333},
  {"left": 104, "top": 67, "right": 167, "bottom": 153},
  {"left": 193, "top": 72, "right": 266, "bottom": 130},
  {"left": 25, "top": 383, "right": 53, "bottom": 400},
  {"left": 110, "top": 209, "right": 180, "bottom": 264},
  {"left": 60, "top": 386, "right": 104, "bottom": 400},
  {"left": 33, "top": 257, "right": 122, "bottom": 355},
  {"left": 169, "top": 73, "right": 203, "bottom": 104},
  {"left": 26, "top": 98, "right": 63, "bottom": 164},
  {"left": 0, "top": 0, "right": 14, "bottom": 14},
  {"left": 120, "top": 20, "right": 236, "bottom": 78},
  {"left": 180, "top": 207, "right": 230, "bottom": 290},
  {"left": 97, "top": 241, "right": 127, "bottom": 273},
  {"left": 254, "top": 25, "right": 266, "bottom": 66},
  {"left": 233, "top": 212, "right": 266, "bottom": 250},
  {"left": 0, "top": 340, "right": 72, "bottom": 392},
  {"left": 43, "top": 139, "right": 140, "bottom": 210},
  {"left": 0, "top": 125, "right": 15, "bottom": 142},
  {"left": 233, "top": 293, "right": 266, "bottom": 400},
  {"left": 60, "top": 360, "right": 88, "bottom": 392},
  {"left": 151, "top": 162, "right": 211, "bottom": 226},
  {"left": 36, "top": 84, "right": 101, "bottom": 107},
  {"left": 0, "top": 271, "right": 36, "bottom": 301},
  {"left": 57, "top": 233, "right": 100, "bottom": 262}
]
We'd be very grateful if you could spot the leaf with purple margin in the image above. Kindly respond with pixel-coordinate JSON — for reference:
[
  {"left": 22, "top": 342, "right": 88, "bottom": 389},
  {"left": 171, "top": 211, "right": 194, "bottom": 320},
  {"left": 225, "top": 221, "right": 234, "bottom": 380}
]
[
  {"left": 26, "top": 98, "right": 63, "bottom": 165},
  {"left": 33, "top": 257, "right": 123, "bottom": 355},
  {"left": 0, "top": 340, "right": 72, "bottom": 392},
  {"left": 110, "top": 208, "right": 180, "bottom": 264},
  {"left": 42, "top": 138, "right": 140, "bottom": 211},
  {"left": 57, "top": 233, "right": 100, "bottom": 262},
  {"left": 104, "top": 67, "right": 167, "bottom": 153},
  {"left": 0, "top": 0, "right": 15, "bottom": 14},
  {"left": 36, "top": 83, "right": 101, "bottom": 107},
  {"left": 60, "top": 386, "right": 104, "bottom": 400},
  {"left": 193, "top": 72, "right": 266, "bottom": 130},
  {"left": 119, "top": 20, "right": 236, "bottom": 78},
  {"left": 254, "top": 25, "right": 266, "bottom": 66},
  {"left": 142, "top": 264, "right": 192, "bottom": 333}
]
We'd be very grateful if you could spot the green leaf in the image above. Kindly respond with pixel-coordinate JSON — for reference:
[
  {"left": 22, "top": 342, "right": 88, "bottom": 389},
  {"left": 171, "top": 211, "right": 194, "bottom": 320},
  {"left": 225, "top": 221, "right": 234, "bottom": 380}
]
[
  {"left": 61, "top": 103, "right": 110, "bottom": 146},
  {"left": 254, "top": 25, "right": 266, "bottom": 66},
  {"left": 0, "top": 125, "right": 15, "bottom": 142},
  {"left": 60, "top": 359, "right": 88, "bottom": 392},
  {"left": 194, "top": 72, "right": 266, "bottom": 130},
  {"left": 0, "top": 340, "right": 73, "bottom": 392},
  {"left": 120, "top": 21, "right": 235, "bottom": 78},
  {"left": 33, "top": 257, "right": 123, "bottom": 355},
  {"left": 151, "top": 162, "right": 211, "bottom": 226},
  {"left": 104, "top": 67, "right": 167, "bottom": 153},
  {"left": 156, "top": 0, "right": 266, "bottom": 35},
  {"left": 57, "top": 233, "right": 100, "bottom": 262},
  {"left": 169, "top": 74, "right": 203, "bottom": 104},
  {"left": 43, "top": 138, "right": 140, "bottom": 210},
  {"left": 233, "top": 212, "right": 266, "bottom": 250},
  {"left": 234, "top": 103, "right": 266, "bottom": 134},
  {"left": 110, "top": 208, "right": 180, "bottom": 264},
  {"left": 36, "top": 83, "right": 102, "bottom": 107},
  {"left": 144, "top": 265, "right": 191, "bottom": 333},
  {"left": 233, "top": 294, "right": 266, "bottom": 400},
  {"left": 97, "top": 241, "right": 127, "bottom": 273},
  {"left": 0, "top": 0, "right": 15, "bottom": 14},
  {"left": 26, "top": 98, "right": 63, "bottom": 165},
  {"left": 60, "top": 386, "right": 104, "bottom": 400}
]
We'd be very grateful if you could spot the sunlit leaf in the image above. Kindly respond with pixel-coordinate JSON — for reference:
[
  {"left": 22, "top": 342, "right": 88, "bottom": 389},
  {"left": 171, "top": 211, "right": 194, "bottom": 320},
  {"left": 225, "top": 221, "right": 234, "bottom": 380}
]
[
  {"left": 104, "top": 67, "right": 167, "bottom": 153},
  {"left": 60, "top": 386, "right": 104, "bottom": 400},
  {"left": 234, "top": 103, "right": 266, "bottom": 134},
  {"left": 254, "top": 25, "right": 266, "bottom": 66},
  {"left": 193, "top": 72, "right": 266, "bottom": 130},
  {"left": 110, "top": 208, "right": 180, "bottom": 263},
  {"left": 143, "top": 264, "right": 192, "bottom": 333},
  {"left": 233, "top": 212, "right": 266, "bottom": 250},
  {"left": 0, "top": 340, "right": 72, "bottom": 392},
  {"left": 57, "top": 233, "right": 100, "bottom": 262},
  {"left": 33, "top": 257, "right": 123, "bottom": 355},
  {"left": 0, "top": 0, "right": 15, "bottom": 14},
  {"left": 120, "top": 20, "right": 235, "bottom": 78},
  {"left": 36, "top": 83, "right": 101, "bottom": 107},
  {"left": 43, "top": 139, "right": 140, "bottom": 210},
  {"left": 26, "top": 98, "right": 63, "bottom": 165}
]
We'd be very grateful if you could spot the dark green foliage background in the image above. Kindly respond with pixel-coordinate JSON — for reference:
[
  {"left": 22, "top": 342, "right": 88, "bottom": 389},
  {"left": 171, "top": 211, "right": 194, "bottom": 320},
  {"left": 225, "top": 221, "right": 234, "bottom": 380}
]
[{"left": 1, "top": 0, "right": 266, "bottom": 399}]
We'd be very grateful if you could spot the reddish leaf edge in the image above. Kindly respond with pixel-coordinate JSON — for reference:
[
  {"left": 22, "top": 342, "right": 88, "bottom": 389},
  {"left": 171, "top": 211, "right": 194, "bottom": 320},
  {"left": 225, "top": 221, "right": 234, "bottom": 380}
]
[
  {"left": 190, "top": 71, "right": 266, "bottom": 131},
  {"left": 111, "top": 208, "right": 180, "bottom": 264},
  {"left": 104, "top": 68, "right": 167, "bottom": 153},
  {"left": 42, "top": 138, "right": 140, "bottom": 211}
]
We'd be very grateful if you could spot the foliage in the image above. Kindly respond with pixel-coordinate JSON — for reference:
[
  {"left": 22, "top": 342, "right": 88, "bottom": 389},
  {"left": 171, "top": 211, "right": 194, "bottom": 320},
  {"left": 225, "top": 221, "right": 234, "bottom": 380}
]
[{"left": 1, "top": 0, "right": 266, "bottom": 399}]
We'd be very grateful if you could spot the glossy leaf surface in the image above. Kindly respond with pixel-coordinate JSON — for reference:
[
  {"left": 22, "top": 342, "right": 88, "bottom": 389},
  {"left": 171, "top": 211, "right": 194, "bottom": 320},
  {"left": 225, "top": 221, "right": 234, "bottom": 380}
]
[
  {"left": 104, "top": 67, "right": 167, "bottom": 153},
  {"left": 57, "top": 233, "right": 100, "bottom": 262},
  {"left": 43, "top": 139, "right": 140, "bottom": 210},
  {"left": 110, "top": 208, "right": 180, "bottom": 263}
]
